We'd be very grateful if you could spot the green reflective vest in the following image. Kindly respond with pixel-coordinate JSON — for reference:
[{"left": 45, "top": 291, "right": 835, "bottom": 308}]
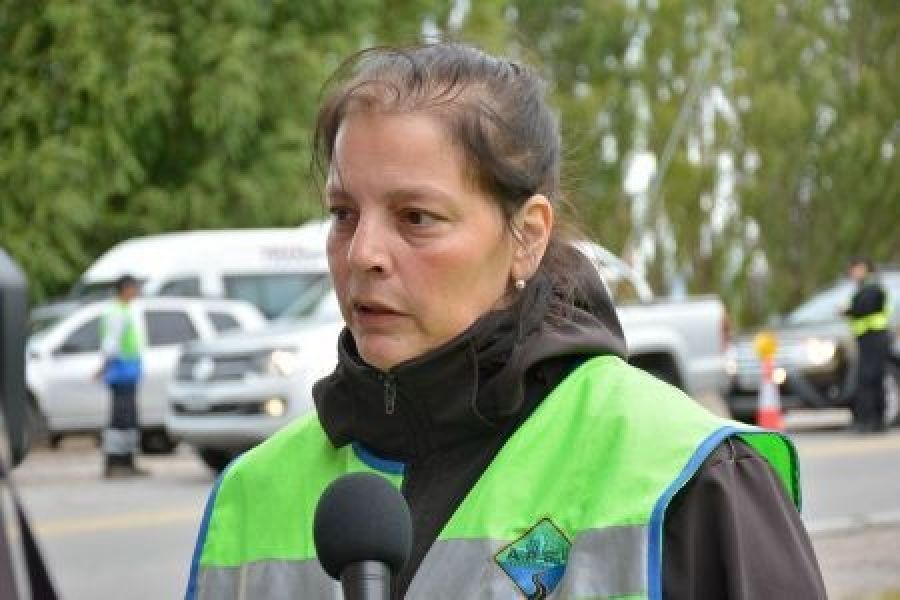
[
  {"left": 186, "top": 355, "right": 799, "bottom": 600},
  {"left": 849, "top": 279, "right": 893, "bottom": 336},
  {"left": 101, "top": 301, "right": 142, "bottom": 360},
  {"left": 850, "top": 303, "right": 891, "bottom": 336}
]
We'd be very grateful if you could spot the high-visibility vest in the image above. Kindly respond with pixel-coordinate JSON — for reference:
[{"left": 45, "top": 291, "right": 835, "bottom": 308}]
[
  {"left": 849, "top": 280, "right": 893, "bottom": 336},
  {"left": 100, "top": 301, "right": 142, "bottom": 384},
  {"left": 851, "top": 311, "right": 890, "bottom": 336},
  {"left": 186, "top": 355, "right": 799, "bottom": 600},
  {"left": 101, "top": 301, "right": 142, "bottom": 359}
]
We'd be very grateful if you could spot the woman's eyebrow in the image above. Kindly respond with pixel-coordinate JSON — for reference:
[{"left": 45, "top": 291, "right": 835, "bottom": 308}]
[
  {"left": 384, "top": 185, "right": 452, "bottom": 203},
  {"left": 325, "top": 186, "right": 353, "bottom": 201}
]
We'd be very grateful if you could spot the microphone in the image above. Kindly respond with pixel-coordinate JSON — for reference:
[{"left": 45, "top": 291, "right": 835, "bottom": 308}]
[{"left": 313, "top": 472, "right": 412, "bottom": 600}]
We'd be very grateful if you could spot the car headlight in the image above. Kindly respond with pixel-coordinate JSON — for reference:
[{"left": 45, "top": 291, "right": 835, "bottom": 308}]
[
  {"left": 773, "top": 367, "right": 788, "bottom": 385},
  {"left": 254, "top": 349, "right": 302, "bottom": 377},
  {"left": 804, "top": 338, "right": 837, "bottom": 367}
]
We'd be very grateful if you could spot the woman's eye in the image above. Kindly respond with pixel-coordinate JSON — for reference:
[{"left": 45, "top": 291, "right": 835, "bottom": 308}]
[
  {"left": 403, "top": 210, "right": 437, "bottom": 226},
  {"left": 328, "top": 206, "right": 353, "bottom": 222}
]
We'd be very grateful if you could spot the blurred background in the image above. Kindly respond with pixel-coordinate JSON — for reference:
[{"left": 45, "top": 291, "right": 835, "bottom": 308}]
[
  {"left": 2, "top": 0, "right": 896, "bottom": 321},
  {"left": 1, "top": 1, "right": 898, "bottom": 599}
]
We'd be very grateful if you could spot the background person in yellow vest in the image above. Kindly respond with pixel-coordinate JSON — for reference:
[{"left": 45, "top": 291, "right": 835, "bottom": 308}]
[
  {"left": 843, "top": 257, "right": 893, "bottom": 433},
  {"left": 187, "top": 44, "right": 824, "bottom": 599},
  {"left": 96, "top": 274, "right": 148, "bottom": 478}
]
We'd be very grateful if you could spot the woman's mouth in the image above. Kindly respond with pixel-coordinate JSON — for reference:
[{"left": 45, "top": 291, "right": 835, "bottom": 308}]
[
  {"left": 354, "top": 301, "right": 398, "bottom": 315},
  {"left": 352, "top": 301, "right": 406, "bottom": 325}
]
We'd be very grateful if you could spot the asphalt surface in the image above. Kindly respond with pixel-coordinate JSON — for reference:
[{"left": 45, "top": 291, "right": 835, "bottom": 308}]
[{"left": 9, "top": 410, "right": 900, "bottom": 600}]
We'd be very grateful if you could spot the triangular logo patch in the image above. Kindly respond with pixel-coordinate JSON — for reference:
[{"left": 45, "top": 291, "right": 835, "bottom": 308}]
[{"left": 494, "top": 518, "right": 570, "bottom": 599}]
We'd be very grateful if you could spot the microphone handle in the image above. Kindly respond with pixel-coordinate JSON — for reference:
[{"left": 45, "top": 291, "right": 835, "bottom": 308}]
[{"left": 340, "top": 561, "right": 391, "bottom": 600}]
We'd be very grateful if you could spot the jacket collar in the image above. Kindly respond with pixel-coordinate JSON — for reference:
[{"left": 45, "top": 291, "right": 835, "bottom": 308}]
[{"left": 312, "top": 259, "right": 627, "bottom": 461}]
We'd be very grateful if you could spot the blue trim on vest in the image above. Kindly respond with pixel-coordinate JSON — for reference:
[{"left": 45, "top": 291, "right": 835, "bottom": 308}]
[
  {"left": 352, "top": 442, "right": 406, "bottom": 476},
  {"left": 184, "top": 455, "right": 242, "bottom": 600},
  {"left": 646, "top": 425, "right": 755, "bottom": 600}
]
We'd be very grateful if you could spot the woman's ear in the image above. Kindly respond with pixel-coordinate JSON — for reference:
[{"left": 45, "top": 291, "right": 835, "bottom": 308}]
[{"left": 511, "top": 194, "right": 554, "bottom": 283}]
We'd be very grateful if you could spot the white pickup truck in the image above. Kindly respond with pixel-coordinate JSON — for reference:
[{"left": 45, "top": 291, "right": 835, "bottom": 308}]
[{"left": 167, "top": 243, "right": 729, "bottom": 471}]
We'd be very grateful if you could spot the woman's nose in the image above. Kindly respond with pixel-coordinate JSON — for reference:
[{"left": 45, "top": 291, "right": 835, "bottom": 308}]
[{"left": 346, "top": 215, "right": 390, "bottom": 274}]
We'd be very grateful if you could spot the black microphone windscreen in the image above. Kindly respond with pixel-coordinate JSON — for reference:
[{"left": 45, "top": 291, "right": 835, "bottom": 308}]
[{"left": 313, "top": 472, "right": 412, "bottom": 580}]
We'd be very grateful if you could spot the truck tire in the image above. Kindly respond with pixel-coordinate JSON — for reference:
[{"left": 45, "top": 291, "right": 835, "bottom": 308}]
[
  {"left": 196, "top": 448, "right": 237, "bottom": 473},
  {"left": 140, "top": 428, "right": 178, "bottom": 455}
]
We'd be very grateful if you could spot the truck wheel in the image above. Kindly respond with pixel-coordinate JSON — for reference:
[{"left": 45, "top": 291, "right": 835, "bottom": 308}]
[
  {"left": 884, "top": 364, "right": 899, "bottom": 427},
  {"left": 196, "top": 448, "right": 237, "bottom": 473},
  {"left": 140, "top": 429, "right": 178, "bottom": 455}
]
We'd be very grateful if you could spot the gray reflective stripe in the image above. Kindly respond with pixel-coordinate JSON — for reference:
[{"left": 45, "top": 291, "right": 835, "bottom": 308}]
[
  {"left": 195, "top": 525, "right": 647, "bottom": 599},
  {"left": 406, "top": 538, "right": 520, "bottom": 598},
  {"left": 408, "top": 525, "right": 647, "bottom": 599},
  {"left": 102, "top": 428, "right": 138, "bottom": 455},
  {"left": 554, "top": 525, "right": 647, "bottom": 598},
  {"left": 196, "top": 559, "right": 341, "bottom": 599}
]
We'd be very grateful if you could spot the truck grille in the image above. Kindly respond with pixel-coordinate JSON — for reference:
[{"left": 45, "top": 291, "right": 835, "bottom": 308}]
[
  {"left": 171, "top": 401, "right": 263, "bottom": 416},
  {"left": 176, "top": 353, "right": 256, "bottom": 382},
  {"left": 733, "top": 343, "right": 795, "bottom": 390}
]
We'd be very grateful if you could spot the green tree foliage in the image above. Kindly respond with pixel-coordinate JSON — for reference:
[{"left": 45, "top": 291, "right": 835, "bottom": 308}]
[
  {"left": 452, "top": 0, "right": 897, "bottom": 324},
  {"left": 2, "top": 0, "right": 896, "bottom": 327},
  {"left": 734, "top": 0, "right": 899, "bottom": 319},
  {"left": 0, "top": 0, "right": 440, "bottom": 300}
]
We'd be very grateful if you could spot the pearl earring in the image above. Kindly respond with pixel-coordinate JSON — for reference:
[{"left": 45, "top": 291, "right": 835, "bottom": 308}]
[{"left": 515, "top": 279, "right": 526, "bottom": 291}]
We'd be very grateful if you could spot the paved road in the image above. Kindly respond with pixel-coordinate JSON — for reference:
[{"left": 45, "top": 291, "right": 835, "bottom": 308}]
[
  {"left": 10, "top": 413, "right": 900, "bottom": 599},
  {"left": 14, "top": 443, "right": 210, "bottom": 600},
  {"left": 795, "top": 429, "right": 900, "bottom": 529}
]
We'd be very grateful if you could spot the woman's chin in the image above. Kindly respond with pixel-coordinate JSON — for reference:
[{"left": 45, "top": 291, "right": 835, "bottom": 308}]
[{"left": 355, "top": 337, "right": 417, "bottom": 372}]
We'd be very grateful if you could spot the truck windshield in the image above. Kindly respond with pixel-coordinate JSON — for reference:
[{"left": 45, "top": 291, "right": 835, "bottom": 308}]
[
  {"left": 224, "top": 272, "right": 329, "bottom": 319},
  {"left": 786, "top": 273, "right": 900, "bottom": 326},
  {"left": 274, "top": 277, "right": 333, "bottom": 322},
  {"left": 786, "top": 281, "right": 853, "bottom": 325}
]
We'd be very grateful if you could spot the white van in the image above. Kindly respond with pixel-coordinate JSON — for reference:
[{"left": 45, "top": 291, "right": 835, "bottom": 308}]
[{"left": 68, "top": 220, "right": 330, "bottom": 319}]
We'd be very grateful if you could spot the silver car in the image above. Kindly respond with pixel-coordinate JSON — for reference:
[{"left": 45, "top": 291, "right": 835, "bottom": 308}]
[
  {"left": 726, "top": 271, "right": 900, "bottom": 424},
  {"left": 26, "top": 297, "right": 266, "bottom": 453},
  {"left": 167, "top": 285, "right": 343, "bottom": 471}
]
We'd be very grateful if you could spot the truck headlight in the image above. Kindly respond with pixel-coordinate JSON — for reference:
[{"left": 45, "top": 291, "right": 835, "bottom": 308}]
[
  {"left": 805, "top": 338, "right": 836, "bottom": 367},
  {"left": 254, "top": 349, "right": 301, "bottom": 377},
  {"left": 262, "top": 396, "right": 287, "bottom": 417}
]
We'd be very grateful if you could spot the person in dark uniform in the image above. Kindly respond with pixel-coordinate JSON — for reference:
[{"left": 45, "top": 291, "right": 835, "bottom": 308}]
[{"left": 844, "top": 257, "right": 893, "bottom": 433}]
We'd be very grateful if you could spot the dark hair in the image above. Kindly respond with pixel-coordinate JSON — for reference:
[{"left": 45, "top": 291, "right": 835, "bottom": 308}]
[
  {"left": 313, "top": 43, "right": 584, "bottom": 301},
  {"left": 115, "top": 274, "right": 139, "bottom": 294}
]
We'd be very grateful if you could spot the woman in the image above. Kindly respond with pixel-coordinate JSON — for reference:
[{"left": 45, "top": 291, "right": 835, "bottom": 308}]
[{"left": 186, "top": 43, "right": 825, "bottom": 599}]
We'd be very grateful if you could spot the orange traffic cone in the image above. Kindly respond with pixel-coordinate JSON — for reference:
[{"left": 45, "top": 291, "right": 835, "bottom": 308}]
[{"left": 756, "top": 356, "right": 785, "bottom": 430}]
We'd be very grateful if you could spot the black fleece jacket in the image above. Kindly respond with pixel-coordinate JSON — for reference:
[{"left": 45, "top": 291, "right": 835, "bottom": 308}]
[{"left": 313, "top": 257, "right": 825, "bottom": 599}]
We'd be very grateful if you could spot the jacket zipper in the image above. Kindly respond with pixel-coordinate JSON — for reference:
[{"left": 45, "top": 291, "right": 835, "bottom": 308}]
[{"left": 383, "top": 374, "right": 397, "bottom": 415}]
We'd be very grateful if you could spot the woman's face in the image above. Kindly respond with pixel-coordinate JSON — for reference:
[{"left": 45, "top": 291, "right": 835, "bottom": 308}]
[{"left": 325, "top": 111, "right": 517, "bottom": 371}]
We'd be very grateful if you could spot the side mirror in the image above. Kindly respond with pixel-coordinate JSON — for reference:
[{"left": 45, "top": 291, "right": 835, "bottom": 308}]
[{"left": 0, "top": 250, "right": 29, "bottom": 467}]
